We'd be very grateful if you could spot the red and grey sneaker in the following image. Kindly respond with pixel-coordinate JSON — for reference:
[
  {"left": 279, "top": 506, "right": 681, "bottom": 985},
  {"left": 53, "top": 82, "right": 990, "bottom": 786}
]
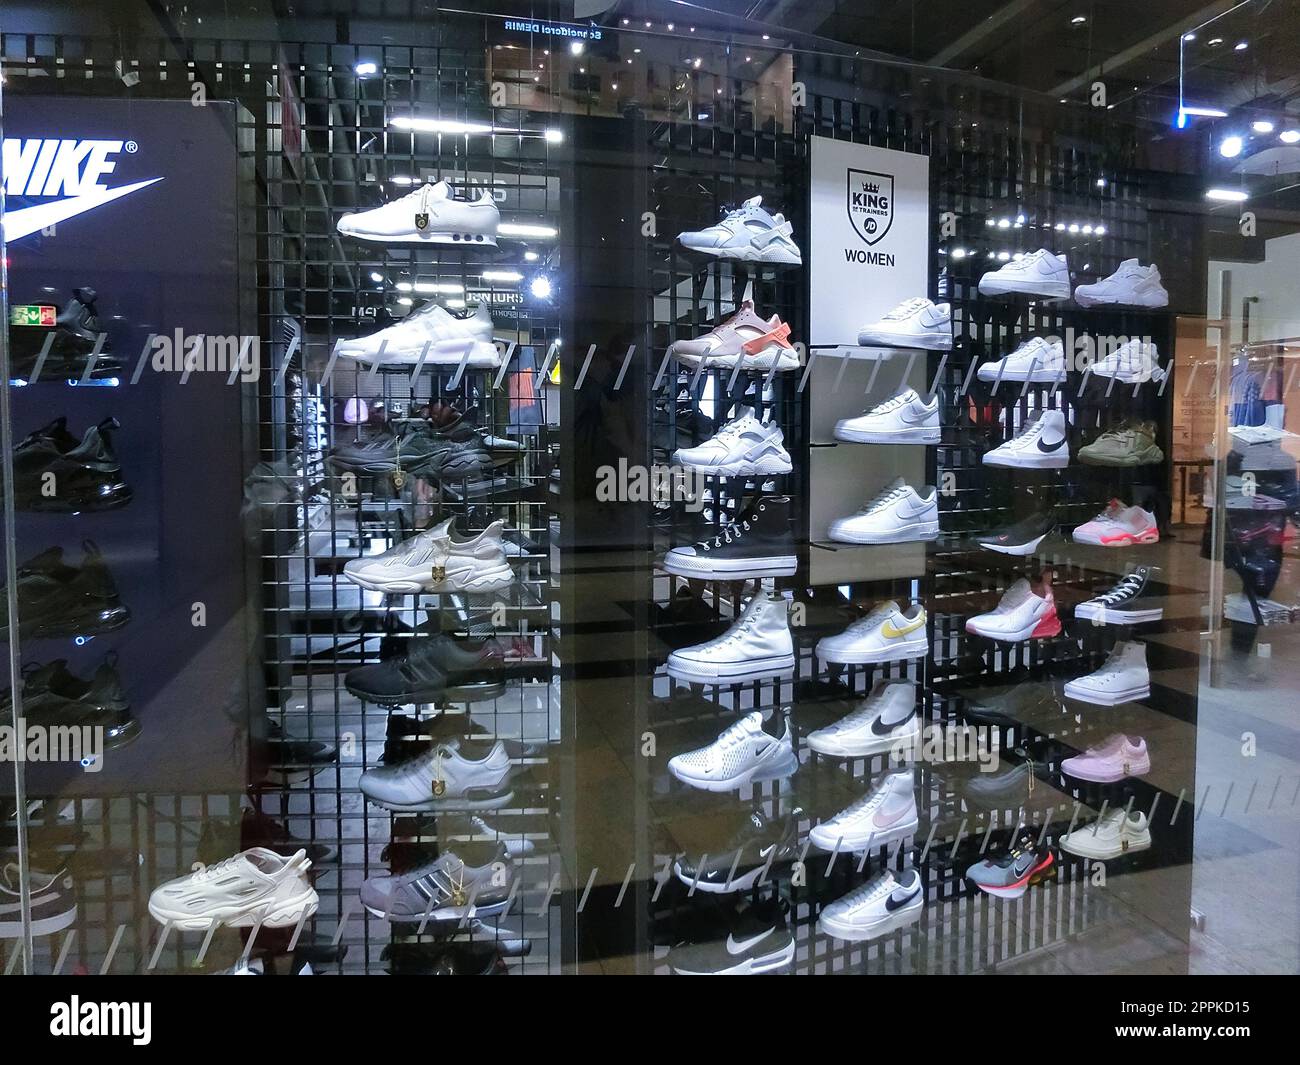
[
  {"left": 965, "top": 570, "right": 1061, "bottom": 642},
  {"left": 966, "top": 834, "right": 1055, "bottom": 899}
]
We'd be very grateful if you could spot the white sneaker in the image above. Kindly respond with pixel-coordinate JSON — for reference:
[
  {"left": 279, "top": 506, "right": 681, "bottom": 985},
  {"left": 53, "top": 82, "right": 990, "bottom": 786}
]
[
  {"left": 336, "top": 302, "right": 499, "bottom": 367},
  {"left": 1090, "top": 339, "right": 1165, "bottom": 383},
  {"left": 1064, "top": 640, "right": 1150, "bottom": 705},
  {"left": 359, "top": 739, "right": 514, "bottom": 811},
  {"left": 984, "top": 409, "right": 1070, "bottom": 469},
  {"left": 667, "top": 711, "right": 797, "bottom": 791},
  {"left": 336, "top": 180, "right": 499, "bottom": 245},
  {"left": 148, "top": 848, "right": 318, "bottom": 930},
  {"left": 978, "top": 249, "right": 1071, "bottom": 298},
  {"left": 965, "top": 574, "right": 1061, "bottom": 642},
  {"left": 829, "top": 476, "right": 938, "bottom": 544},
  {"left": 669, "top": 298, "right": 799, "bottom": 371},
  {"left": 677, "top": 195, "right": 801, "bottom": 264},
  {"left": 856, "top": 298, "right": 952, "bottom": 350},
  {"left": 809, "top": 768, "right": 918, "bottom": 851},
  {"left": 1074, "top": 260, "right": 1168, "bottom": 308},
  {"left": 1060, "top": 809, "right": 1152, "bottom": 859},
  {"left": 344, "top": 517, "right": 513, "bottom": 594},
  {"left": 672, "top": 406, "right": 793, "bottom": 476},
  {"left": 667, "top": 592, "right": 795, "bottom": 683},
  {"left": 816, "top": 600, "right": 927, "bottom": 665},
  {"left": 1072, "top": 500, "right": 1159, "bottom": 546},
  {"left": 834, "top": 388, "right": 940, "bottom": 444},
  {"left": 818, "top": 868, "right": 923, "bottom": 942},
  {"left": 807, "top": 679, "right": 919, "bottom": 757},
  {"left": 977, "top": 336, "right": 1066, "bottom": 383}
]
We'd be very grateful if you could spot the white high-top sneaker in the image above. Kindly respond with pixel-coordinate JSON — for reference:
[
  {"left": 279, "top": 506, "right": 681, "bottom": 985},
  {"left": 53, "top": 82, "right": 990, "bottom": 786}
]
[
  {"left": 667, "top": 592, "right": 795, "bottom": 684},
  {"left": 978, "top": 248, "right": 1071, "bottom": 298},
  {"left": 809, "top": 768, "right": 919, "bottom": 851},
  {"left": 1074, "top": 260, "right": 1169, "bottom": 308},
  {"left": 983, "top": 409, "right": 1070, "bottom": 469},
  {"left": 829, "top": 476, "right": 939, "bottom": 544},
  {"left": 1090, "top": 339, "right": 1165, "bottom": 383},
  {"left": 344, "top": 518, "right": 514, "bottom": 594},
  {"left": 834, "top": 388, "right": 941, "bottom": 444},
  {"left": 807, "top": 679, "right": 919, "bottom": 757},
  {"left": 673, "top": 406, "right": 793, "bottom": 476},
  {"left": 977, "top": 336, "right": 1067, "bottom": 383},
  {"left": 336, "top": 180, "right": 499, "bottom": 245},
  {"left": 856, "top": 298, "right": 953, "bottom": 350},
  {"left": 336, "top": 302, "right": 499, "bottom": 366},
  {"left": 667, "top": 711, "right": 798, "bottom": 791},
  {"left": 1063, "top": 640, "right": 1150, "bottom": 706}
]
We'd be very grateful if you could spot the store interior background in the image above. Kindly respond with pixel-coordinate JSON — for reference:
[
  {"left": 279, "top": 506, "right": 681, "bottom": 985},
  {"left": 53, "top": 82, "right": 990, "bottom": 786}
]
[{"left": 1, "top": 0, "right": 1297, "bottom": 974}]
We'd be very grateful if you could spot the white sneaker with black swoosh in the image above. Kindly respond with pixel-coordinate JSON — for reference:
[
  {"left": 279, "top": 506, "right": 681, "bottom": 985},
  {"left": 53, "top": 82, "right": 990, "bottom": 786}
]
[
  {"left": 809, "top": 768, "right": 918, "bottom": 851},
  {"left": 818, "top": 868, "right": 923, "bottom": 942},
  {"left": 807, "top": 679, "right": 919, "bottom": 757},
  {"left": 984, "top": 409, "right": 1069, "bottom": 469},
  {"left": 856, "top": 298, "right": 952, "bottom": 350},
  {"left": 834, "top": 388, "right": 941, "bottom": 444}
]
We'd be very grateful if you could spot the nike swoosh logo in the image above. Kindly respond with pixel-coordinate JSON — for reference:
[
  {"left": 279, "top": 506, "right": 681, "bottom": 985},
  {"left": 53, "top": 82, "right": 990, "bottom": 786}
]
[
  {"left": 3, "top": 178, "right": 165, "bottom": 242},
  {"left": 726, "top": 928, "right": 773, "bottom": 955},
  {"left": 1036, "top": 436, "right": 1064, "bottom": 452},
  {"left": 871, "top": 712, "right": 912, "bottom": 736},
  {"left": 873, "top": 806, "right": 909, "bottom": 828},
  {"left": 1012, "top": 856, "right": 1034, "bottom": 877},
  {"left": 885, "top": 887, "right": 920, "bottom": 912},
  {"left": 881, "top": 616, "right": 924, "bottom": 639}
]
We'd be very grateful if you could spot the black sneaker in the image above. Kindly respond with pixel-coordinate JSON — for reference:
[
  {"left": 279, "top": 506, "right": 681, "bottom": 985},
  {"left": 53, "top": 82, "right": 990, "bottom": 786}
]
[
  {"left": 673, "top": 807, "right": 801, "bottom": 893},
  {"left": 962, "top": 677, "right": 1074, "bottom": 737},
  {"left": 975, "top": 507, "right": 1058, "bottom": 556},
  {"left": 345, "top": 635, "right": 503, "bottom": 705},
  {"left": 11, "top": 417, "right": 132, "bottom": 512},
  {"left": 0, "top": 862, "right": 77, "bottom": 937},
  {"left": 1075, "top": 565, "right": 1163, "bottom": 624},
  {"left": 3, "top": 654, "right": 138, "bottom": 748},
  {"left": 8, "top": 288, "right": 123, "bottom": 380},
  {"left": 0, "top": 541, "right": 130, "bottom": 641},
  {"left": 417, "top": 403, "right": 492, "bottom": 480},
  {"left": 263, "top": 721, "right": 337, "bottom": 785},
  {"left": 665, "top": 897, "right": 795, "bottom": 975},
  {"left": 663, "top": 494, "right": 797, "bottom": 578},
  {"left": 328, "top": 420, "right": 439, "bottom": 478}
]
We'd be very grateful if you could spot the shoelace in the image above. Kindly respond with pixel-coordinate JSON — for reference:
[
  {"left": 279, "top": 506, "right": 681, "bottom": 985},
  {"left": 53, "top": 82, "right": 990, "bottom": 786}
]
[
  {"left": 707, "top": 516, "right": 753, "bottom": 549},
  {"left": 843, "top": 871, "right": 897, "bottom": 904},
  {"left": 838, "top": 786, "right": 888, "bottom": 819},
  {"left": 1005, "top": 415, "right": 1049, "bottom": 448},
  {"left": 710, "top": 717, "right": 759, "bottom": 750},
  {"left": 857, "top": 484, "right": 908, "bottom": 515},
  {"left": 868, "top": 391, "right": 915, "bottom": 415},
  {"left": 1096, "top": 573, "right": 1143, "bottom": 605},
  {"left": 195, "top": 854, "right": 244, "bottom": 881},
  {"left": 712, "top": 606, "right": 764, "bottom": 648},
  {"left": 882, "top": 298, "right": 928, "bottom": 320}
]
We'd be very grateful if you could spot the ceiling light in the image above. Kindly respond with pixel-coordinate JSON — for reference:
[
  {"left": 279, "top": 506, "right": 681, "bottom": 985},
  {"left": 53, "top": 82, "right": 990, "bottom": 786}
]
[
  {"left": 390, "top": 175, "right": 416, "bottom": 186},
  {"left": 1071, "top": 15, "right": 1087, "bottom": 25},
  {"left": 1207, "top": 37, "right": 1223, "bottom": 47},
  {"left": 413, "top": 282, "right": 463, "bottom": 294},
  {"left": 951, "top": 248, "right": 966, "bottom": 259},
  {"left": 481, "top": 270, "right": 523, "bottom": 282},
  {"left": 1252, "top": 120, "right": 1274, "bottom": 133},
  {"left": 530, "top": 275, "right": 553, "bottom": 300},
  {"left": 1180, "top": 105, "right": 1228, "bottom": 119},
  {"left": 997, "top": 251, "right": 1010, "bottom": 261},
  {"left": 391, "top": 117, "right": 493, "bottom": 135},
  {"left": 500, "top": 222, "right": 558, "bottom": 239},
  {"left": 1068, "top": 223, "right": 1080, "bottom": 232},
  {"left": 369, "top": 271, "right": 383, "bottom": 283},
  {"left": 1234, "top": 41, "right": 1248, "bottom": 51},
  {"left": 1082, "top": 224, "right": 1093, "bottom": 234},
  {"left": 1280, "top": 130, "right": 1300, "bottom": 144},
  {"left": 396, "top": 297, "right": 413, "bottom": 307},
  {"left": 697, "top": 112, "right": 710, "bottom": 120},
  {"left": 611, "top": 82, "right": 618, "bottom": 90},
  {"left": 1096, "top": 177, "right": 1107, "bottom": 187},
  {"left": 634, "top": 48, "right": 641, "bottom": 54},
  {"left": 395, "top": 282, "right": 413, "bottom": 292},
  {"left": 354, "top": 61, "right": 378, "bottom": 76},
  {"left": 996, "top": 218, "right": 1010, "bottom": 229},
  {"left": 621, "top": 18, "right": 628, "bottom": 24},
  {"left": 1219, "top": 135, "right": 1244, "bottom": 158},
  {"left": 1054, "top": 222, "right": 1066, "bottom": 231},
  {"left": 692, "top": 58, "right": 702, "bottom": 68},
  {"left": 667, "top": 23, "right": 674, "bottom": 31},
  {"left": 762, "top": 35, "right": 771, "bottom": 41},
  {"left": 524, "top": 251, "right": 539, "bottom": 261},
  {"left": 445, "top": 299, "right": 466, "bottom": 309},
  {"left": 545, "top": 128, "right": 563, "bottom": 143},
  {"left": 1182, "top": 32, "right": 1196, "bottom": 41},
  {"left": 1206, "top": 188, "right": 1248, "bottom": 202},
  {"left": 569, "top": 41, "right": 585, "bottom": 56}
]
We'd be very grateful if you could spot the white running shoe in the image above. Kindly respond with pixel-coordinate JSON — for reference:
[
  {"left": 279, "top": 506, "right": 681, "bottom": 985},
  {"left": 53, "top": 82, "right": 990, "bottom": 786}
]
[
  {"left": 672, "top": 406, "right": 793, "bottom": 476},
  {"left": 818, "top": 868, "right": 923, "bottom": 942},
  {"left": 816, "top": 600, "right": 928, "bottom": 665},
  {"left": 677, "top": 195, "right": 802, "bottom": 264},
  {"left": 1071, "top": 500, "right": 1159, "bottom": 546},
  {"left": 964, "top": 574, "right": 1061, "bottom": 642},
  {"left": 977, "top": 336, "right": 1066, "bottom": 383},
  {"left": 834, "top": 388, "right": 940, "bottom": 444},
  {"left": 1089, "top": 338, "right": 1165, "bottom": 383},
  {"left": 668, "top": 298, "right": 799, "bottom": 371},
  {"left": 667, "top": 592, "right": 795, "bottom": 684},
  {"left": 359, "top": 739, "right": 514, "bottom": 811},
  {"left": 983, "top": 409, "right": 1070, "bottom": 469},
  {"left": 148, "top": 848, "right": 318, "bottom": 930},
  {"left": 1063, "top": 640, "right": 1150, "bottom": 705},
  {"left": 856, "top": 298, "right": 952, "bottom": 350},
  {"left": 1074, "top": 260, "right": 1168, "bottom": 308},
  {"left": 344, "top": 518, "right": 513, "bottom": 594},
  {"left": 978, "top": 249, "right": 1071, "bottom": 298},
  {"left": 1060, "top": 809, "right": 1152, "bottom": 859},
  {"left": 336, "top": 302, "right": 500, "bottom": 367},
  {"left": 828, "top": 476, "right": 939, "bottom": 544},
  {"left": 809, "top": 769, "right": 919, "bottom": 851},
  {"left": 807, "top": 679, "right": 919, "bottom": 757},
  {"left": 667, "top": 711, "right": 797, "bottom": 791},
  {"left": 336, "top": 180, "right": 499, "bottom": 245}
]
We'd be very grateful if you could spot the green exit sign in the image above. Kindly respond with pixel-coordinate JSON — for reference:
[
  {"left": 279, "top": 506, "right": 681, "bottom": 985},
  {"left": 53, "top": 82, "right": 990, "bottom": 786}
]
[{"left": 9, "top": 304, "right": 57, "bottom": 327}]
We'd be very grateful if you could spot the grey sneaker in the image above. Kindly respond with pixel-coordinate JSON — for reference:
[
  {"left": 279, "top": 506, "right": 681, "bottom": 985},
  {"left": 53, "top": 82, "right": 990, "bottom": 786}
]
[
  {"left": 965, "top": 834, "right": 1055, "bottom": 899},
  {"left": 360, "top": 847, "right": 513, "bottom": 923},
  {"left": 358, "top": 739, "right": 514, "bottom": 812}
]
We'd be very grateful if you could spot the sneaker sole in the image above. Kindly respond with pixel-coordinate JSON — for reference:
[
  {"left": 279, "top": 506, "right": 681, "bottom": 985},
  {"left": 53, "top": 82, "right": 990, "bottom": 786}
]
[
  {"left": 983, "top": 451, "right": 1069, "bottom": 469},
  {"left": 965, "top": 608, "right": 1060, "bottom": 643},
  {"left": 1077, "top": 449, "right": 1165, "bottom": 467},
  {"left": 663, "top": 552, "right": 797, "bottom": 579},
  {"left": 977, "top": 366, "right": 1066, "bottom": 383},
  {"left": 672, "top": 860, "right": 775, "bottom": 894},
  {"left": 365, "top": 789, "right": 516, "bottom": 813},
  {"left": 855, "top": 330, "right": 952, "bottom": 350},
  {"left": 834, "top": 425, "right": 940, "bottom": 444},
  {"left": 828, "top": 521, "right": 938, "bottom": 545},
  {"left": 816, "top": 635, "right": 928, "bottom": 664},
  {"left": 339, "top": 230, "right": 498, "bottom": 247},
  {"left": 977, "top": 533, "right": 1049, "bottom": 555},
  {"left": 1060, "top": 835, "right": 1151, "bottom": 860},
  {"left": 1062, "top": 682, "right": 1150, "bottom": 706},
  {"left": 670, "top": 939, "right": 795, "bottom": 975},
  {"left": 345, "top": 561, "right": 513, "bottom": 594},
  {"left": 1075, "top": 603, "right": 1163, "bottom": 624},
  {"left": 677, "top": 240, "right": 802, "bottom": 266},
  {"left": 970, "top": 853, "right": 1055, "bottom": 898},
  {"left": 148, "top": 888, "right": 319, "bottom": 931},
  {"left": 674, "top": 455, "right": 794, "bottom": 476},
  {"left": 807, "top": 722, "right": 919, "bottom": 758},
  {"left": 977, "top": 279, "right": 1071, "bottom": 299},
  {"left": 665, "top": 652, "right": 796, "bottom": 685}
]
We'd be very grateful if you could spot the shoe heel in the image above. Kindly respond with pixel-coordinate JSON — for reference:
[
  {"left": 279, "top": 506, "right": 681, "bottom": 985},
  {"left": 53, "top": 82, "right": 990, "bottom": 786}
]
[{"left": 1030, "top": 607, "right": 1061, "bottom": 639}]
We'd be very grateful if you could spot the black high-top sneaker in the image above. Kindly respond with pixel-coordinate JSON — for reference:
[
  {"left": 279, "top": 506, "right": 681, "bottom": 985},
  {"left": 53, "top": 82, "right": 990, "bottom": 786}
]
[
  {"left": 1074, "top": 564, "right": 1163, "bottom": 624},
  {"left": 12, "top": 417, "right": 133, "bottom": 512},
  {"left": 9, "top": 288, "right": 123, "bottom": 379},
  {"left": 663, "top": 494, "right": 797, "bottom": 579}
]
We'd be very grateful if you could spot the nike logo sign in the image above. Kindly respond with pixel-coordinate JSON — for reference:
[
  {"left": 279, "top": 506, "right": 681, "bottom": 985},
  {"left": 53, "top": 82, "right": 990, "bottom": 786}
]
[
  {"left": 726, "top": 928, "right": 773, "bottom": 955},
  {"left": 3, "top": 178, "right": 164, "bottom": 242}
]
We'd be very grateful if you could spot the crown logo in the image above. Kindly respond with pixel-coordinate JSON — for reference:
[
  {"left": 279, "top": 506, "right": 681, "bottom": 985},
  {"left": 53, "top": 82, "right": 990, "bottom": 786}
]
[{"left": 861, "top": 180, "right": 880, "bottom": 193}]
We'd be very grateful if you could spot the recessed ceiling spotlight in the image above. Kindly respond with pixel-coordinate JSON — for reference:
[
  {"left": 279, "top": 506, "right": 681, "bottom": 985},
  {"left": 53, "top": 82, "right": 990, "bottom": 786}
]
[
  {"left": 762, "top": 34, "right": 771, "bottom": 40},
  {"left": 354, "top": 61, "right": 378, "bottom": 76},
  {"left": 1280, "top": 129, "right": 1300, "bottom": 144},
  {"left": 1206, "top": 188, "right": 1248, "bottom": 202},
  {"left": 1096, "top": 177, "right": 1107, "bottom": 187},
  {"left": 1071, "top": 15, "right": 1087, "bottom": 25},
  {"left": 569, "top": 41, "right": 585, "bottom": 56},
  {"left": 530, "top": 275, "right": 553, "bottom": 300},
  {"left": 1234, "top": 41, "right": 1248, "bottom": 51},
  {"left": 621, "top": 18, "right": 629, "bottom": 25},
  {"left": 1095, "top": 225, "right": 1106, "bottom": 235},
  {"left": 1219, "top": 135, "right": 1244, "bottom": 158},
  {"left": 1252, "top": 120, "right": 1275, "bottom": 133},
  {"left": 1182, "top": 32, "right": 1196, "bottom": 41},
  {"left": 1207, "top": 37, "right": 1223, "bottom": 46}
]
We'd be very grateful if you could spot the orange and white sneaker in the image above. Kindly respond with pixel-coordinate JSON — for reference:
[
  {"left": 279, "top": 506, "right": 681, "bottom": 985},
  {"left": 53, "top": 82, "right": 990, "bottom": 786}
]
[
  {"left": 965, "top": 571, "right": 1061, "bottom": 642},
  {"left": 1072, "top": 500, "right": 1159, "bottom": 547},
  {"left": 668, "top": 298, "right": 799, "bottom": 371}
]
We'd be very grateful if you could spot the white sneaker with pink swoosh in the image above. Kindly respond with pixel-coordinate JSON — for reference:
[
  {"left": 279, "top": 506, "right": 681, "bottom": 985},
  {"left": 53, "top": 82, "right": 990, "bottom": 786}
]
[{"left": 809, "top": 768, "right": 918, "bottom": 852}]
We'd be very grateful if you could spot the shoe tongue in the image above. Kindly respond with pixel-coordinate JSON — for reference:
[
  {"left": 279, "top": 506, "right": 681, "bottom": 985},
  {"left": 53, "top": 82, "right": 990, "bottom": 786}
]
[
  {"left": 742, "top": 195, "right": 762, "bottom": 209},
  {"left": 1119, "top": 258, "right": 1139, "bottom": 269},
  {"left": 426, "top": 180, "right": 450, "bottom": 200},
  {"left": 857, "top": 600, "right": 900, "bottom": 628},
  {"left": 739, "top": 711, "right": 764, "bottom": 735},
  {"left": 1002, "top": 579, "right": 1033, "bottom": 607}
]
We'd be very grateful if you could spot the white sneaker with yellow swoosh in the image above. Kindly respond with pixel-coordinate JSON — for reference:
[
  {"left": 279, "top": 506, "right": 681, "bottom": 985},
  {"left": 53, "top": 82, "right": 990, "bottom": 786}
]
[
  {"left": 816, "top": 600, "right": 927, "bottom": 665},
  {"left": 809, "top": 768, "right": 918, "bottom": 852}
]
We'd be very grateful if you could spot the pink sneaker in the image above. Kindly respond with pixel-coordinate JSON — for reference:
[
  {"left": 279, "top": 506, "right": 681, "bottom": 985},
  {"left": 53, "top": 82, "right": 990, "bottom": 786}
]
[{"left": 1062, "top": 734, "right": 1150, "bottom": 783}]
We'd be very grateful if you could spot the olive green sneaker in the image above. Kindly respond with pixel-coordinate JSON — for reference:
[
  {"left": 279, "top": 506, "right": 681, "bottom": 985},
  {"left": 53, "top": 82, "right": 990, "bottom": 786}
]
[{"left": 1078, "top": 421, "right": 1164, "bottom": 467}]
